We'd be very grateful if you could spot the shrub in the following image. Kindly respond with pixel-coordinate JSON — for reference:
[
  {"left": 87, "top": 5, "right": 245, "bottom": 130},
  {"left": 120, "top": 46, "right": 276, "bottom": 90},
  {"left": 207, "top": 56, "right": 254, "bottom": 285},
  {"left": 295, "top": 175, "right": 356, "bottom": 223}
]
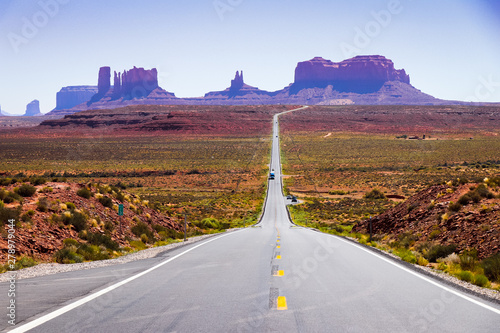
[
  {"left": 129, "top": 240, "right": 147, "bottom": 250},
  {"left": 15, "top": 256, "right": 37, "bottom": 270},
  {"left": 17, "top": 184, "right": 37, "bottom": 197},
  {"left": 140, "top": 234, "right": 149, "bottom": 243},
  {"left": 77, "top": 188, "right": 92, "bottom": 199},
  {"left": 394, "top": 248, "right": 417, "bottom": 264},
  {"left": 131, "top": 222, "right": 155, "bottom": 243},
  {"left": 448, "top": 202, "right": 462, "bottom": 212},
  {"left": 457, "top": 271, "right": 473, "bottom": 283},
  {"left": 63, "top": 211, "right": 88, "bottom": 232},
  {"left": 364, "top": 189, "right": 386, "bottom": 200},
  {"left": 30, "top": 177, "right": 47, "bottom": 186},
  {"left": 0, "top": 206, "right": 21, "bottom": 227},
  {"left": 37, "top": 197, "right": 50, "bottom": 212},
  {"left": 425, "top": 244, "right": 457, "bottom": 263},
  {"left": 66, "top": 202, "right": 76, "bottom": 211},
  {"left": 54, "top": 248, "right": 84, "bottom": 264},
  {"left": 86, "top": 232, "right": 119, "bottom": 251},
  {"left": 63, "top": 238, "right": 79, "bottom": 247},
  {"left": 196, "top": 217, "right": 222, "bottom": 230},
  {"left": 482, "top": 253, "right": 500, "bottom": 282},
  {"left": 473, "top": 274, "right": 490, "bottom": 287},
  {"left": 459, "top": 249, "right": 477, "bottom": 271},
  {"left": 98, "top": 196, "right": 113, "bottom": 208},
  {"left": 458, "top": 194, "right": 471, "bottom": 205}
]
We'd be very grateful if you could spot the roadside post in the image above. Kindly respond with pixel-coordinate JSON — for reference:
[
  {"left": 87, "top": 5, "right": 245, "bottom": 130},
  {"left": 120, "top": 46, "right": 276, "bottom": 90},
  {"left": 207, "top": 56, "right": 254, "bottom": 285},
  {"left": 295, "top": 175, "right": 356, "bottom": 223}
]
[
  {"left": 184, "top": 212, "right": 187, "bottom": 242},
  {"left": 118, "top": 204, "right": 124, "bottom": 234},
  {"left": 369, "top": 216, "right": 372, "bottom": 242}
]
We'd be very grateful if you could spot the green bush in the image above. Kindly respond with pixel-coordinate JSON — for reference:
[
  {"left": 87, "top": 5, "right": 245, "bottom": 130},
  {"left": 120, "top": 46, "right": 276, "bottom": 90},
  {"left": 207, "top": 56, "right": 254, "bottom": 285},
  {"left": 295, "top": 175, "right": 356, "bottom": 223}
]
[
  {"left": 364, "top": 189, "right": 386, "bottom": 200},
  {"left": 85, "top": 232, "right": 119, "bottom": 251},
  {"left": 17, "top": 184, "right": 37, "bottom": 197},
  {"left": 0, "top": 205, "right": 21, "bottom": 227},
  {"left": 63, "top": 211, "right": 88, "bottom": 232},
  {"left": 131, "top": 221, "right": 155, "bottom": 243},
  {"left": 129, "top": 240, "right": 147, "bottom": 250},
  {"left": 37, "top": 197, "right": 49, "bottom": 212},
  {"left": 54, "top": 248, "right": 84, "bottom": 264},
  {"left": 196, "top": 217, "right": 222, "bottom": 229},
  {"left": 458, "top": 194, "right": 471, "bottom": 205},
  {"left": 424, "top": 244, "right": 457, "bottom": 263},
  {"left": 77, "top": 188, "right": 92, "bottom": 199},
  {"left": 15, "top": 256, "right": 37, "bottom": 270},
  {"left": 394, "top": 248, "right": 417, "bottom": 264},
  {"left": 482, "top": 253, "right": 500, "bottom": 282},
  {"left": 30, "top": 177, "right": 47, "bottom": 186},
  {"left": 66, "top": 202, "right": 76, "bottom": 211},
  {"left": 473, "top": 274, "right": 490, "bottom": 287},
  {"left": 459, "top": 249, "right": 477, "bottom": 271},
  {"left": 98, "top": 196, "right": 113, "bottom": 208},
  {"left": 457, "top": 271, "right": 473, "bottom": 283}
]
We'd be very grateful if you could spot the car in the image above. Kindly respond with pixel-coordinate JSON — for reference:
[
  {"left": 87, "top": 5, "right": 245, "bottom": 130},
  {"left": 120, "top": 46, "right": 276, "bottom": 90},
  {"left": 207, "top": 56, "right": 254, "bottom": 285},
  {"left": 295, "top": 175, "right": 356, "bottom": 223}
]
[
  {"left": 286, "top": 195, "right": 292, "bottom": 200},
  {"left": 291, "top": 196, "right": 298, "bottom": 203}
]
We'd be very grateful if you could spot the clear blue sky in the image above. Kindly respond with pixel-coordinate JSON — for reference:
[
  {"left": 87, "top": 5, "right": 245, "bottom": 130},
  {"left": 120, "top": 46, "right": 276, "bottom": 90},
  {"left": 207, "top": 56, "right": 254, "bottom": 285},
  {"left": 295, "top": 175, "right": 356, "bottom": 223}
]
[{"left": 0, "top": 0, "right": 499, "bottom": 114}]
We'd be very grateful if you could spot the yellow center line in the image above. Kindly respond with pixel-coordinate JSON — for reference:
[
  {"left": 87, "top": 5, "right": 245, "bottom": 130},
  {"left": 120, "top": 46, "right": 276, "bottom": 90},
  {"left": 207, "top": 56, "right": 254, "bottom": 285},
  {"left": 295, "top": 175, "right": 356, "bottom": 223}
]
[
  {"left": 277, "top": 245, "right": 281, "bottom": 249},
  {"left": 277, "top": 296, "right": 288, "bottom": 310},
  {"left": 273, "top": 270, "right": 284, "bottom": 277},
  {"left": 276, "top": 255, "right": 281, "bottom": 259}
]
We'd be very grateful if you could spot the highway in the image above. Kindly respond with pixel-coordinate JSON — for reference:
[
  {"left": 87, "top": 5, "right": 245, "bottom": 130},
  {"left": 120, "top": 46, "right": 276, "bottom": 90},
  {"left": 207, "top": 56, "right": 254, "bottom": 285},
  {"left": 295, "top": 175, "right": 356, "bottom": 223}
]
[{"left": 2, "top": 106, "right": 500, "bottom": 332}]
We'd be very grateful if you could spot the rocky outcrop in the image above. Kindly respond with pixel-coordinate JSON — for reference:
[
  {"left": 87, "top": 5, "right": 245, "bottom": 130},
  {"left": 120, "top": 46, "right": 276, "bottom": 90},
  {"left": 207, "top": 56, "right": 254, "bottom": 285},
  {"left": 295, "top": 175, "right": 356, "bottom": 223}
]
[
  {"left": 292, "top": 55, "right": 410, "bottom": 93},
  {"left": 119, "top": 67, "right": 159, "bottom": 99},
  {"left": 204, "top": 70, "right": 274, "bottom": 102},
  {"left": 98, "top": 66, "right": 111, "bottom": 94},
  {"left": 54, "top": 86, "right": 98, "bottom": 110},
  {"left": 24, "top": 100, "right": 42, "bottom": 116}
]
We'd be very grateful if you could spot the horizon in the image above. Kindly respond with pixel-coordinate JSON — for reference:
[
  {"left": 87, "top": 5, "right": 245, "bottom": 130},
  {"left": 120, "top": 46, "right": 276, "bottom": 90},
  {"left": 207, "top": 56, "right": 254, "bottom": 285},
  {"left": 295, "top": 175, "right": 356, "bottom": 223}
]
[{"left": 1, "top": 0, "right": 499, "bottom": 115}]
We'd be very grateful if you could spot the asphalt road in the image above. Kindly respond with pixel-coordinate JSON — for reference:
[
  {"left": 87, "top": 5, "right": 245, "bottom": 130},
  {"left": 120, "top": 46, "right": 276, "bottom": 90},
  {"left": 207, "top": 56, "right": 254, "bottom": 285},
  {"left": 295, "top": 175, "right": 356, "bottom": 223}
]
[{"left": 2, "top": 106, "right": 500, "bottom": 332}]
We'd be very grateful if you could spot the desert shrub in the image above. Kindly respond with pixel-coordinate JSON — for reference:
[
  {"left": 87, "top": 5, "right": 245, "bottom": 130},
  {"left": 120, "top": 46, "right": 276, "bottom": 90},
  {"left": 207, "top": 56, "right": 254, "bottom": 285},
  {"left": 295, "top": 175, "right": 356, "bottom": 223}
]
[
  {"left": 398, "top": 232, "right": 417, "bottom": 249},
  {"left": 440, "top": 253, "right": 460, "bottom": 265},
  {"left": 424, "top": 244, "right": 457, "bottom": 263},
  {"left": 63, "top": 238, "right": 79, "bottom": 247},
  {"left": 482, "top": 253, "right": 500, "bottom": 282},
  {"left": 37, "top": 197, "right": 50, "bottom": 212},
  {"left": 30, "top": 177, "right": 47, "bottom": 186},
  {"left": 457, "top": 271, "right": 473, "bottom": 283},
  {"left": 77, "top": 243, "right": 110, "bottom": 261},
  {"left": 131, "top": 221, "right": 155, "bottom": 243},
  {"left": 104, "top": 220, "right": 115, "bottom": 232},
  {"left": 63, "top": 211, "right": 88, "bottom": 232},
  {"left": 85, "top": 232, "right": 119, "bottom": 251},
  {"left": 429, "top": 229, "right": 441, "bottom": 240},
  {"left": 473, "top": 274, "right": 490, "bottom": 287},
  {"left": 66, "top": 202, "right": 76, "bottom": 211},
  {"left": 129, "top": 240, "right": 147, "bottom": 250},
  {"left": 448, "top": 202, "right": 462, "bottom": 212},
  {"left": 458, "top": 194, "right": 471, "bottom": 205},
  {"left": 14, "top": 256, "right": 37, "bottom": 270},
  {"left": 394, "top": 248, "right": 417, "bottom": 264},
  {"left": 195, "top": 217, "right": 222, "bottom": 230},
  {"left": 0, "top": 206, "right": 21, "bottom": 227},
  {"left": 0, "top": 178, "right": 15, "bottom": 186},
  {"left": 98, "top": 196, "right": 113, "bottom": 208},
  {"left": 140, "top": 234, "right": 149, "bottom": 243},
  {"left": 364, "top": 189, "right": 386, "bottom": 200},
  {"left": 40, "top": 186, "right": 53, "bottom": 193},
  {"left": 17, "top": 184, "right": 37, "bottom": 197},
  {"left": 475, "top": 184, "right": 493, "bottom": 199},
  {"left": 77, "top": 188, "right": 92, "bottom": 199},
  {"left": 54, "top": 248, "right": 84, "bottom": 264},
  {"left": 459, "top": 249, "right": 477, "bottom": 271}
]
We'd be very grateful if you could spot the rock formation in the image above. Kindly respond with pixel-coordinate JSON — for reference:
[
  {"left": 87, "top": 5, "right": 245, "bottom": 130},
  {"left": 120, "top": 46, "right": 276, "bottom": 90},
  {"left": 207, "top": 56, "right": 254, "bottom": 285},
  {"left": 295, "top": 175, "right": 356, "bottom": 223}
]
[
  {"left": 230, "top": 71, "right": 244, "bottom": 94},
  {"left": 119, "top": 67, "right": 159, "bottom": 99},
  {"left": 54, "top": 86, "right": 98, "bottom": 110},
  {"left": 292, "top": 55, "right": 410, "bottom": 94},
  {"left": 97, "top": 66, "right": 111, "bottom": 94},
  {"left": 24, "top": 100, "right": 42, "bottom": 116}
]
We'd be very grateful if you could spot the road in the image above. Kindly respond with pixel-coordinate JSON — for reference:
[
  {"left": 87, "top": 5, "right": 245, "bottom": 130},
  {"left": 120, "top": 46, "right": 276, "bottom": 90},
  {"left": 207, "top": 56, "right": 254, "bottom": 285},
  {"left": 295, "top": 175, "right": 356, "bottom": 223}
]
[{"left": 2, "top": 106, "right": 500, "bottom": 332}]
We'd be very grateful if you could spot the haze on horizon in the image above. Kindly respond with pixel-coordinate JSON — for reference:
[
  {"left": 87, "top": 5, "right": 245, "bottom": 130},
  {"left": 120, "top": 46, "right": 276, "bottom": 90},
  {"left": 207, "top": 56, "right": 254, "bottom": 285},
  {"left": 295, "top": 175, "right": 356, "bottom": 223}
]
[{"left": 0, "top": 0, "right": 499, "bottom": 115}]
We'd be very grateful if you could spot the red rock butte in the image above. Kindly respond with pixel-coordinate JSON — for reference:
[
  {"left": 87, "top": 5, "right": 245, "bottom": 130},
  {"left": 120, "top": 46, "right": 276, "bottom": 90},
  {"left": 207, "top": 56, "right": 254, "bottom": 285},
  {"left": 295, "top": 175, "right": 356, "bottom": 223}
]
[{"left": 292, "top": 55, "right": 410, "bottom": 93}]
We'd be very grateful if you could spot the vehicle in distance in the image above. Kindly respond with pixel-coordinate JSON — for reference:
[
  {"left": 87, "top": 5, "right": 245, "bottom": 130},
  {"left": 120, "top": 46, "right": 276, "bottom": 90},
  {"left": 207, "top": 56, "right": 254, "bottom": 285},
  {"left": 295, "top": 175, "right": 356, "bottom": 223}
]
[
  {"left": 286, "top": 194, "right": 292, "bottom": 200},
  {"left": 269, "top": 172, "right": 275, "bottom": 180},
  {"left": 291, "top": 196, "right": 298, "bottom": 202}
]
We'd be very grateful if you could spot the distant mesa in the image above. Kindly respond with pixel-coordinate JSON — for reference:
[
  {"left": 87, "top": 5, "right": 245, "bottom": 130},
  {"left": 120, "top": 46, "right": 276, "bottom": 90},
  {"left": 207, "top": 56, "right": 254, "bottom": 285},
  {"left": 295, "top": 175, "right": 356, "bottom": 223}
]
[
  {"left": 291, "top": 55, "right": 410, "bottom": 94},
  {"left": 55, "top": 86, "right": 98, "bottom": 110},
  {"left": 24, "top": 100, "right": 42, "bottom": 116}
]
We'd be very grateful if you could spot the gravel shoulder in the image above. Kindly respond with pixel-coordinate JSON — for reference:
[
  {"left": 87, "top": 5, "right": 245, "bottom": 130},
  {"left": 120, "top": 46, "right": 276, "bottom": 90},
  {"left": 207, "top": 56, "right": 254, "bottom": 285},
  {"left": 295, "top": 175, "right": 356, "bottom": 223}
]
[{"left": 0, "top": 231, "right": 237, "bottom": 283}]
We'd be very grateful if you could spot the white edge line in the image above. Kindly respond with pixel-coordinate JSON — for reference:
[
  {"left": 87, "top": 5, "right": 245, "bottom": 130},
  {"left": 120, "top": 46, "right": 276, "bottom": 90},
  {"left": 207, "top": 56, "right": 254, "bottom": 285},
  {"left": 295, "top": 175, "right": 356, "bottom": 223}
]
[
  {"left": 9, "top": 231, "right": 242, "bottom": 333},
  {"left": 331, "top": 234, "right": 500, "bottom": 315}
]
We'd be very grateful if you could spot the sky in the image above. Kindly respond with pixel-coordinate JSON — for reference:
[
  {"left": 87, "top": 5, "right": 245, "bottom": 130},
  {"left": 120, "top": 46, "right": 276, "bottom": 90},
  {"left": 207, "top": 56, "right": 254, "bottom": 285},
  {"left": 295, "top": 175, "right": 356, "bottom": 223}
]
[{"left": 0, "top": 0, "right": 499, "bottom": 114}]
